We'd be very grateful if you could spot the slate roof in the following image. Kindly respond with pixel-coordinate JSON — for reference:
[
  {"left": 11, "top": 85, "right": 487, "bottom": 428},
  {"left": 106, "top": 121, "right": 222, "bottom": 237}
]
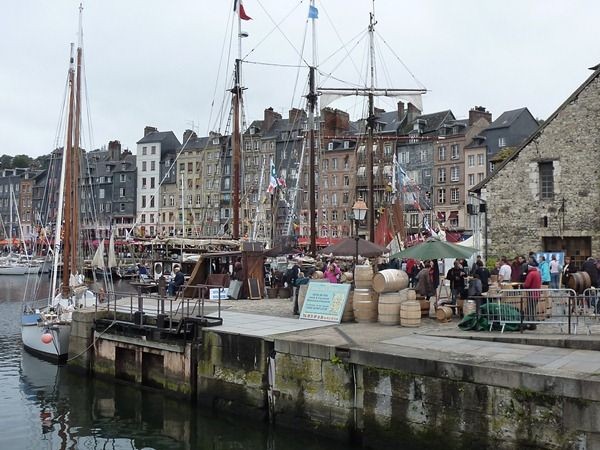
[
  {"left": 137, "top": 131, "right": 181, "bottom": 147},
  {"left": 470, "top": 65, "right": 600, "bottom": 194},
  {"left": 485, "top": 107, "right": 529, "bottom": 131}
]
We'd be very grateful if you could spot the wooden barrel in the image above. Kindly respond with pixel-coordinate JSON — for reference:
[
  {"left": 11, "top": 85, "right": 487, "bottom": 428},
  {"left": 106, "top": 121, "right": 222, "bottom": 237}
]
[
  {"left": 406, "top": 289, "right": 417, "bottom": 302},
  {"left": 342, "top": 291, "right": 354, "bottom": 322},
  {"left": 353, "top": 289, "right": 378, "bottom": 323},
  {"left": 372, "top": 269, "right": 409, "bottom": 293},
  {"left": 568, "top": 271, "right": 591, "bottom": 294},
  {"left": 355, "top": 265, "right": 374, "bottom": 289},
  {"left": 279, "top": 287, "right": 291, "bottom": 298},
  {"left": 344, "top": 272, "right": 354, "bottom": 282},
  {"left": 378, "top": 292, "right": 402, "bottom": 325},
  {"left": 436, "top": 306, "right": 453, "bottom": 322},
  {"left": 463, "top": 300, "right": 476, "bottom": 316},
  {"left": 267, "top": 287, "right": 279, "bottom": 299},
  {"left": 419, "top": 299, "right": 430, "bottom": 317},
  {"left": 399, "top": 289, "right": 408, "bottom": 303},
  {"left": 313, "top": 270, "right": 324, "bottom": 279},
  {"left": 298, "top": 284, "right": 309, "bottom": 312},
  {"left": 400, "top": 301, "right": 421, "bottom": 327}
]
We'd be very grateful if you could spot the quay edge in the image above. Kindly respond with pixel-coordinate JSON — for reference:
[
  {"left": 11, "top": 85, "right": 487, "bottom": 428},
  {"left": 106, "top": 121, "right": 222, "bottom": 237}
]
[{"left": 68, "top": 308, "right": 600, "bottom": 449}]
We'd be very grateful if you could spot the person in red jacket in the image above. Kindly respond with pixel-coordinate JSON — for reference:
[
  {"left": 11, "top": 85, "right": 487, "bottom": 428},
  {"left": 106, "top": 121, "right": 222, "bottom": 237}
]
[{"left": 522, "top": 265, "right": 541, "bottom": 329}]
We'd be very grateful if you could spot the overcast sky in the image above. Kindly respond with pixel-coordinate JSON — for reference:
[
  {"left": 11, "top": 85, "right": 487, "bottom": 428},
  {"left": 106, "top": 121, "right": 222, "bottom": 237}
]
[{"left": 2, "top": 0, "right": 599, "bottom": 157}]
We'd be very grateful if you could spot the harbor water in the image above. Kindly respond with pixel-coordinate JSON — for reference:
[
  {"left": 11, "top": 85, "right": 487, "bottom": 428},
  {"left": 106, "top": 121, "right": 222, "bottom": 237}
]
[{"left": 0, "top": 275, "right": 359, "bottom": 450}]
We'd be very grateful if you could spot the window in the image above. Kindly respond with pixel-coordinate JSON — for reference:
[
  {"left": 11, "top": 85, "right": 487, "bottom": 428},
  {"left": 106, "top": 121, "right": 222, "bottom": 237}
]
[
  {"left": 344, "top": 156, "right": 349, "bottom": 169},
  {"left": 422, "top": 168, "right": 431, "bottom": 179},
  {"left": 450, "top": 166, "right": 460, "bottom": 182},
  {"left": 224, "top": 177, "right": 231, "bottom": 189},
  {"left": 99, "top": 188, "right": 105, "bottom": 199},
  {"left": 151, "top": 161, "right": 156, "bottom": 171},
  {"left": 344, "top": 175, "right": 350, "bottom": 187},
  {"left": 343, "top": 192, "right": 349, "bottom": 204},
  {"left": 498, "top": 137, "right": 506, "bottom": 148},
  {"left": 332, "top": 193, "right": 337, "bottom": 206},
  {"left": 169, "top": 195, "right": 175, "bottom": 206},
  {"left": 420, "top": 149, "right": 427, "bottom": 162},
  {"left": 468, "top": 155, "right": 475, "bottom": 167},
  {"left": 539, "top": 162, "right": 554, "bottom": 199},
  {"left": 399, "top": 151, "right": 410, "bottom": 164},
  {"left": 438, "top": 168, "right": 446, "bottom": 183},
  {"left": 478, "top": 172, "right": 485, "bottom": 182},
  {"left": 438, "top": 145, "right": 446, "bottom": 161},
  {"left": 384, "top": 144, "right": 392, "bottom": 156},
  {"left": 322, "top": 159, "right": 329, "bottom": 170},
  {"left": 451, "top": 144, "right": 459, "bottom": 159},
  {"left": 141, "top": 214, "right": 146, "bottom": 223},
  {"left": 119, "top": 187, "right": 126, "bottom": 198},
  {"left": 142, "top": 146, "right": 147, "bottom": 155},
  {"left": 477, "top": 154, "right": 484, "bottom": 166},
  {"left": 142, "top": 177, "right": 147, "bottom": 188},
  {"left": 150, "top": 197, "right": 155, "bottom": 208},
  {"left": 120, "top": 203, "right": 125, "bottom": 212},
  {"left": 142, "top": 161, "right": 147, "bottom": 172},
  {"left": 150, "top": 177, "right": 155, "bottom": 189},
  {"left": 150, "top": 214, "right": 155, "bottom": 223},
  {"left": 410, "top": 213, "right": 419, "bottom": 227},
  {"left": 332, "top": 158, "right": 338, "bottom": 170},
  {"left": 188, "top": 162, "right": 193, "bottom": 173},
  {"left": 142, "top": 195, "right": 146, "bottom": 208},
  {"left": 179, "top": 163, "right": 185, "bottom": 172},
  {"left": 468, "top": 174, "right": 475, "bottom": 186},
  {"left": 151, "top": 145, "right": 156, "bottom": 155},
  {"left": 332, "top": 210, "right": 338, "bottom": 221},
  {"left": 328, "top": 142, "right": 334, "bottom": 151},
  {"left": 438, "top": 188, "right": 446, "bottom": 204},
  {"left": 451, "top": 187, "right": 460, "bottom": 204}
]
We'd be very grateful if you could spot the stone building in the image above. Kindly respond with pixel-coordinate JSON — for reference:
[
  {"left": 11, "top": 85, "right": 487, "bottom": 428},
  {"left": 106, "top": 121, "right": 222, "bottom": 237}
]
[
  {"left": 470, "top": 65, "right": 600, "bottom": 262},
  {"left": 0, "top": 168, "right": 27, "bottom": 241}
]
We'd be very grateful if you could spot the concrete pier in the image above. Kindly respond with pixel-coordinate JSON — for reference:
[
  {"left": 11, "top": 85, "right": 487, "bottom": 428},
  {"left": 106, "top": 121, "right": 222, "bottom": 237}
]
[{"left": 69, "top": 297, "right": 600, "bottom": 449}]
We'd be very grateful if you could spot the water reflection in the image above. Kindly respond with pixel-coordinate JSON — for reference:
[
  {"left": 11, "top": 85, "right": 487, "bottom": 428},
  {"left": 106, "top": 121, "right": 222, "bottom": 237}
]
[{"left": 0, "top": 278, "right": 357, "bottom": 450}]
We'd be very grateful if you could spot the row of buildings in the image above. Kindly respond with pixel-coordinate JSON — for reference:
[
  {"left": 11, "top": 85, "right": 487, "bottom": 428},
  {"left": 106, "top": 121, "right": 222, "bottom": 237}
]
[{"left": 0, "top": 102, "right": 539, "bottom": 248}]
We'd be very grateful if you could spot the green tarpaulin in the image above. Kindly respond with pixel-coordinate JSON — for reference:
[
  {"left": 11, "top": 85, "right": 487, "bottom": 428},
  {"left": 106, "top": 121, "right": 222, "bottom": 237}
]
[{"left": 458, "top": 302, "right": 522, "bottom": 332}]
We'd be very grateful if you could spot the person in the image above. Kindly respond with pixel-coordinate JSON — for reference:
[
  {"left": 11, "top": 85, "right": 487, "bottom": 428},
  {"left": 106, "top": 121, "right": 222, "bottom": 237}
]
[
  {"left": 538, "top": 255, "right": 550, "bottom": 286},
  {"left": 416, "top": 261, "right": 435, "bottom": 301},
  {"left": 446, "top": 260, "right": 467, "bottom": 305},
  {"left": 468, "top": 273, "right": 483, "bottom": 299},
  {"left": 511, "top": 256, "right": 523, "bottom": 283},
  {"left": 324, "top": 261, "right": 341, "bottom": 283},
  {"left": 523, "top": 264, "right": 542, "bottom": 329},
  {"left": 470, "top": 255, "right": 483, "bottom": 276},
  {"left": 562, "top": 256, "right": 577, "bottom": 288},
  {"left": 168, "top": 266, "right": 185, "bottom": 296},
  {"left": 232, "top": 257, "right": 243, "bottom": 281},
  {"left": 431, "top": 259, "right": 440, "bottom": 291},
  {"left": 286, "top": 261, "right": 301, "bottom": 287},
  {"left": 583, "top": 257, "right": 599, "bottom": 312},
  {"left": 549, "top": 254, "right": 561, "bottom": 289},
  {"left": 475, "top": 260, "right": 490, "bottom": 293},
  {"left": 498, "top": 257, "right": 512, "bottom": 284}
]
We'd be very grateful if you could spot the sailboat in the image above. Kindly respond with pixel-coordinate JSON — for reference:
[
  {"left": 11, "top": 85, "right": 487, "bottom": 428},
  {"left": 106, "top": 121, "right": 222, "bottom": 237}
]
[{"left": 22, "top": 5, "right": 97, "bottom": 362}]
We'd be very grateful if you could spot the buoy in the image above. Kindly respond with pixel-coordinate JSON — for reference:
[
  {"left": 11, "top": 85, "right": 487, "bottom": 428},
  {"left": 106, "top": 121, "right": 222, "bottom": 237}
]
[{"left": 41, "top": 333, "right": 53, "bottom": 344}]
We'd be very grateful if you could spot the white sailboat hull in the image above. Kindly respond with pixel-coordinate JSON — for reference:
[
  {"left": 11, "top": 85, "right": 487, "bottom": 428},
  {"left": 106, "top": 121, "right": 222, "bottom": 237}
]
[
  {"left": 0, "top": 265, "right": 29, "bottom": 275},
  {"left": 22, "top": 319, "right": 71, "bottom": 361}
]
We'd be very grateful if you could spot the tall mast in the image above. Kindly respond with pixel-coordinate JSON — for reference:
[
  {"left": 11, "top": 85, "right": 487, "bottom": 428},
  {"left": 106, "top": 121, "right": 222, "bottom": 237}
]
[
  {"left": 307, "top": 0, "right": 318, "bottom": 256},
  {"left": 71, "top": 3, "right": 83, "bottom": 272},
  {"left": 61, "top": 45, "right": 77, "bottom": 296},
  {"left": 366, "top": 12, "right": 376, "bottom": 242},
  {"left": 232, "top": 58, "right": 241, "bottom": 239}
]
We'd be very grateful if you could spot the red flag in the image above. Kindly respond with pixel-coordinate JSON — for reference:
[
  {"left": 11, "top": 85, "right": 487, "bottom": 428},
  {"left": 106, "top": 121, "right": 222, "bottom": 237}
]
[{"left": 239, "top": 3, "right": 252, "bottom": 20}]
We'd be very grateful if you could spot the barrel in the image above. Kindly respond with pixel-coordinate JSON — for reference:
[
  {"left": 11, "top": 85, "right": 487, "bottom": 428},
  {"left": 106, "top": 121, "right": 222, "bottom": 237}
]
[
  {"left": 344, "top": 272, "right": 354, "bottom": 282},
  {"left": 353, "top": 289, "right": 378, "bottom": 323},
  {"left": 436, "top": 306, "right": 453, "bottom": 322},
  {"left": 419, "top": 299, "right": 430, "bottom": 317},
  {"left": 378, "top": 292, "right": 402, "bottom": 325},
  {"left": 400, "top": 300, "right": 421, "bottom": 327},
  {"left": 279, "top": 286, "right": 291, "bottom": 299},
  {"left": 463, "top": 300, "right": 476, "bottom": 316},
  {"left": 313, "top": 270, "right": 324, "bottom": 279},
  {"left": 568, "top": 271, "right": 591, "bottom": 294},
  {"left": 372, "top": 269, "right": 409, "bottom": 293},
  {"left": 298, "top": 284, "right": 309, "bottom": 312},
  {"left": 354, "top": 265, "right": 374, "bottom": 289},
  {"left": 342, "top": 291, "right": 354, "bottom": 323},
  {"left": 406, "top": 289, "right": 417, "bottom": 302}
]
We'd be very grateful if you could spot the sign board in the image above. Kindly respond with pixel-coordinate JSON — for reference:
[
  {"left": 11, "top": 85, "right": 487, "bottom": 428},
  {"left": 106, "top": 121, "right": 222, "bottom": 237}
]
[
  {"left": 535, "top": 252, "right": 565, "bottom": 268},
  {"left": 300, "top": 282, "right": 351, "bottom": 323},
  {"left": 228, "top": 280, "right": 243, "bottom": 299},
  {"left": 247, "top": 278, "right": 261, "bottom": 300},
  {"left": 209, "top": 288, "right": 229, "bottom": 300}
]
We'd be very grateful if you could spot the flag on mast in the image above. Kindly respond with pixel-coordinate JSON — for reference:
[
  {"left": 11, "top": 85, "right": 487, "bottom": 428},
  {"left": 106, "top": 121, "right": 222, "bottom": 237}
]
[
  {"left": 234, "top": 0, "right": 252, "bottom": 20},
  {"left": 267, "top": 159, "right": 278, "bottom": 194},
  {"left": 308, "top": 5, "right": 319, "bottom": 19}
]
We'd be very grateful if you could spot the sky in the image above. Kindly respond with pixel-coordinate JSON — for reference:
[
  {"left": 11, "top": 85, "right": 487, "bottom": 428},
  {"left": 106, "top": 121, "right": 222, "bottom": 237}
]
[{"left": 1, "top": 0, "right": 599, "bottom": 157}]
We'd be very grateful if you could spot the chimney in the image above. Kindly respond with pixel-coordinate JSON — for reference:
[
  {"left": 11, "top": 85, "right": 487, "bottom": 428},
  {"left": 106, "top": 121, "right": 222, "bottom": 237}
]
[
  {"left": 321, "top": 108, "right": 349, "bottom": 136},
  {"left": 407, "top": 102, "right": 421, "bottom": 124},
  {"left": 263, "top": 107, "right": 282, "bottom": 132},
  {"left": 183, "top": 129, "right": 197, "bottom": 143},
  {"left": 397, "top": 101, "right": 405, "bottom": 121},
  {"left": 288, "top": 108, "right": 307, "bottom": 125},
  {"left": 144, "top": 126, "right": 158, "bottom": 136},
  {"left": 469, "top": 106, "right": 492, "bottom": 126},
  {"left": 108, "top": 140, "right": 121, "bottom": 160}
]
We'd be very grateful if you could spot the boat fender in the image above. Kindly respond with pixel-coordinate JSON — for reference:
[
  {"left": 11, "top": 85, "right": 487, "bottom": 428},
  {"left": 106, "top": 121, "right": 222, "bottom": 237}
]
[{"left": 41, "top": 333, "right": 53, "bottom": 344}]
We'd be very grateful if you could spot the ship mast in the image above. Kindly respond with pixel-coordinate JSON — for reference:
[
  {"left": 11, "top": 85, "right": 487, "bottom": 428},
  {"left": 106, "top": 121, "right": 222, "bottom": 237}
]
[{"left": 307, "top": 0, "right": 318, "bottom": 256}]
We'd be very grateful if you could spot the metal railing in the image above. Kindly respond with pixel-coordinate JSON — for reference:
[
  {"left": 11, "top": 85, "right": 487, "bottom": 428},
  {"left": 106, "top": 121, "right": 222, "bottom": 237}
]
[
  {"left": 473, "top": 288, "right": 599, "bottom": 334},
  {"left": 94, "top": 284, "right": 226, "bottom": 333}
]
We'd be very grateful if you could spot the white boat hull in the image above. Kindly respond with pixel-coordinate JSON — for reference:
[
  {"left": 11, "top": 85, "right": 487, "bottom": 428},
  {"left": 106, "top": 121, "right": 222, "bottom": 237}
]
[
  {"left": 0, "top": 265, "right": 29, "bottom": 275},
  {"left": 22, "top": 317, "right": 71, "bottom": 362}
]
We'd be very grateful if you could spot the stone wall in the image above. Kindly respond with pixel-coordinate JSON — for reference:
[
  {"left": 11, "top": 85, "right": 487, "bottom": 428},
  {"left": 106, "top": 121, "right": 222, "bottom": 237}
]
[{"left": 485, "top": 75, "right": 600, "bottom": 257}]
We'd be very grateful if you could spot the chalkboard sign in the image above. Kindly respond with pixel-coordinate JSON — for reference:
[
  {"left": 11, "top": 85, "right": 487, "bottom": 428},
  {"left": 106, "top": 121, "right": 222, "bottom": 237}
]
[
  {"left": 247, "top": 278, "right": 261, "bottom": 300},
  {"left": 300, "top": 282, "right": 351, "bottom": 323}
]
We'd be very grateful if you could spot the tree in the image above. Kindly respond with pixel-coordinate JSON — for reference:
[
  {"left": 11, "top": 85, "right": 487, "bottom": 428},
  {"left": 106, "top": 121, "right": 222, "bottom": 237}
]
[
  {"left": 12, "top": 154, "right": 33, "bottom": 168},
  {"left": 0, "top": 155, "right": 13, "bottom": 169}
]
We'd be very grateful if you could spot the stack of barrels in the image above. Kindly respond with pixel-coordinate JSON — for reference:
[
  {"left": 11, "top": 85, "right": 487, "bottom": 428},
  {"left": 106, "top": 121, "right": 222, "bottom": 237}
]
[
  {"left": 373, "top": 269, "right": 409, "bottom": 325},
  {"left": 353, "top": 265, "right": 378, "bottom": 322}
]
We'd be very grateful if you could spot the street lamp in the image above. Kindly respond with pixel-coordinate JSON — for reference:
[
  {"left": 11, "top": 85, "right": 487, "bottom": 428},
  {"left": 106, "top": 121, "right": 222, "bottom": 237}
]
[{"left": 352, "top": 198, "right": 368, "bottom": 282}]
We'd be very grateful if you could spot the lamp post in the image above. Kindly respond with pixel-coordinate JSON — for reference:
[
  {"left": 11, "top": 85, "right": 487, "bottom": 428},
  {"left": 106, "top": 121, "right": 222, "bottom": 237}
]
[{"left": 352, "top": 198, "right": 368, "bottom": 283}]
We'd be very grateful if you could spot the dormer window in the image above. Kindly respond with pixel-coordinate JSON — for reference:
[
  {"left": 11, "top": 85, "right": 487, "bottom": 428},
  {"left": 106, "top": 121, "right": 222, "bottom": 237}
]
[
  {"left": 328, "top": 142, "right": 334, "bottom": 151},
  {"left": 343, "top": 141, "right": 349, "bottom": 149}
]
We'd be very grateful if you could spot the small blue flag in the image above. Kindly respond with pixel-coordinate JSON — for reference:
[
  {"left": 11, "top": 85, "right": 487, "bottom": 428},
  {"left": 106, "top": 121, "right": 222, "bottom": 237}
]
[{"left": 308, "top": 5, "right": 318, "bottom": 19}]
